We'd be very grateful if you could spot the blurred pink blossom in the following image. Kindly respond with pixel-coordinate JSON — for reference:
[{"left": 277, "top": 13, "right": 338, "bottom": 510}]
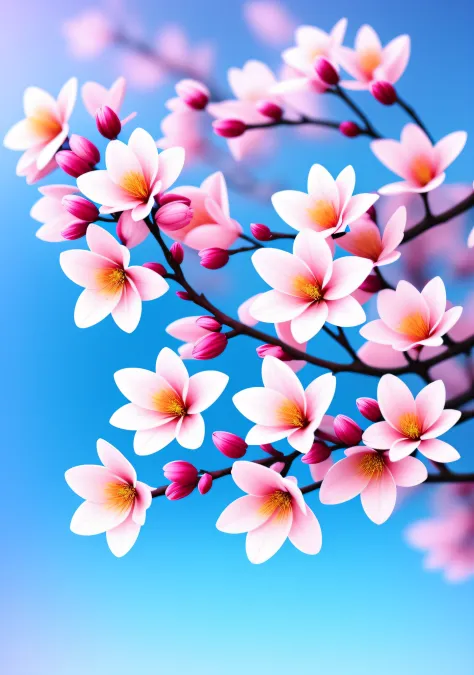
[
  {"left": 63, "top": 10, "right": 113, "bottom": 59},
  {"left": 243, "top": 1, "right": 296, "bottom": 46}
]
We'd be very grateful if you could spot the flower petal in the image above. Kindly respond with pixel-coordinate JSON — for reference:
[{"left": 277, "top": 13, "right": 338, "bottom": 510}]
[
  {"left": 216, "top": 495, "right": 270, "bottom": 533},
  {"left": 360, "top": 469, "right": 397, "bottom": 524},
  {"left": 245, "top": 508, "right": 293, "bottom": 564},
  {"left": 288, "top": 504, "right": 322, "bottom": 554},
  {"left": 319, "top": 453, "right": 372, "bottom": 504}
]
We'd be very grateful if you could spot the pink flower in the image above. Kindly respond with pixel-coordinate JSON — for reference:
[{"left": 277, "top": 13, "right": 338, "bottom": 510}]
[
  {"left": 166, "top": 315, "right": 218, "bottom": 359},
  {"left": 4, "top": 78, "right": 77, "bottom": 172},
  {"left": 337, "top": 206, "right": 406, "bottom": 266},
  {"left": 30, "top": 184, "right": 82, "bottom": 242},
  {"left": 110, "top": 347, "right": 228, "bottom": 454},
  {"left": 272, "top": 164, "right": 378, "bottom": 236},
  {"left": 338, "top": 25, "right": 410, "bottom": 90},
  {"left": 371, "top": 124, "right": 467, "bottom": 195},
  {"left": 157, "top": 107, "right": 208, "bottom": 164},
  {"left": 62, "top": 10, "right": 112, "bottom": 59},
  {"left": 60, "top": 224, "right": 168, "bottom": 332},
  {"left": 81, "top": 77, "right": 135, "bottom": 126},
  {"left": 320, "top": 446, "right": 427, "bottom": 524},
  {"left": 360, "top": 277, "right": 462, "bottom": 351},
  {"left": 77, "top": 128, "right": 185, "bottom": 221},
  {"left": 65, "top": 439, "right": 152, "bottom": 557},
  {"left": 243, "top": 1, "right": 297, "bottom": 47},
  {"left": 160, "top": 172, "right": 242, "bottom": 250},
  {"left": 362, "top": 375, "right": 461, "bottom": 462},
  {"left": 251, "top": 229, "right": 372, "bottom": 343},
  {"left": 233, "top": 355, "right": 336, "bottom": 453},
  {"left": 216, "top": 461, "right": 322, "bottom": 563}
]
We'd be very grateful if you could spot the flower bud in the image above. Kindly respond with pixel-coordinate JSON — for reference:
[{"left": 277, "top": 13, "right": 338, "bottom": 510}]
[
  {"left": 96, "top": 105, "right": 122, "bottom": 139},
  {"left": 165, "top": 482, "right": 195, "bottom": 500},
  {"left": 314, "top": 57, "right": 339, "bottom": 86},
  {"left": 366, "top": 205, "right": 377, "bottom": 221},
  {"left": 256, "top": 344, "right": 288, "bottom": 360},
  {"left": 334, "top": 414, "right": 363, "bottom": 446},
  {"left": 270, "top": 461, "right": 285, "bottom": 473},
  {"left": 163, "top": 460, "right": 198, "bottom": 485},
  {"left": 339, "top": 121, "right": 362, "bottom": 138},
  {"left": 60, "top": 221, "right": 90, "bottom": 240},
  {"left": 159, "top": 193, "right": 191, "bottom": 207},
  {"left": 250, "top": 222, "right": 272, "bottom": 241},
  {"left": 260, "top": 443, "right": 283, "bottom": 458},
  {"left": 143, "top": 262, "right": 168, "bottom": 276},
  {"left": 370, "top": 80, "right": 397, "bottom": 106},
  {"left": 176, "top": 79, "right": 210, "bottom": 110},
  {"left": 356, "top": 397, "right": 382, "bottom": 422},
  {"left": 62, "top": 195, "right": 99, "bottom": 222},
  {"left": 301, "top": 442, "right": 331, "bottom": 465},
  {"left": 213, "top": 119, "right": 247, "bottom": 138},
  {"left": 69, "top": 134, "right": 100, "bottom": 166},
  {"left": 156, "top": 201, "right": 193, "bottom": 231},
  {"left": 198, "top": 473, "right": 213, "bottom": 495},
  {"left": 212, "top": 431, "right": 248, "bottom": 459},
  {"left": 176, "top": 290, "right": 190, "bottom": 300},
  {"left": 255, "top": 100, "right": 283, "bottom": 121},
  {"left": 359, "top": 273, "right": 383, "bottom": 294},
  {"left": 170, "top": 242, "right": 184, "bottom": 264},
  {"left": 192, "top": 332, "right": 227, "bottom": 360},
  {"left": 199, "top": 247, "right": 229, "bottom": 270},
  {"left": 56, "top": 150, "right": 92, "bottom": 178},
  {"left": 196, "top": 316, "right": 222, "bottom": 332}
]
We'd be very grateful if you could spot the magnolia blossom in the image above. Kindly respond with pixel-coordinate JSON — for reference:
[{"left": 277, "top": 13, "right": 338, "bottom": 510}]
[
  {"left": 81, "top": 76, "right": 134, "bottom": 124},
  {"left": 160, "top": 171, "right": 242, "bottom": 249},
  {"left": 216, "top": 461, "right": 322, "bottom": 564},
  {"left": 65, "top": 439, "right": 152, "bottom": 557},
  {"left": 251, "top": 229, "right": 372, "bottom": 343},
  {"left": 339, "top": 25, "right": 410, "bottom": 90},
  {"left": 243, "top": 1, "right": 296, "bottom": 47},
  {"left": 4, "top": 78, "right": 77, "bottom": 174},
  {"left": 320, "top": 446, "right": 427, "bottom": 524},
  {"left": 371, "top": 124, "right": 467, "bottom": 195},
  {"left": 337, "top": 206, "right": 406, "bottom": 266},
  {"left": 63, "top": 10, "right": 112, "bottom": 59},
  {"left": 110, "top": 347, "right": 228, "bottom": 454},
  {"left": 362, "top": 375, "right": 461, "bottom": 462},
  {"left": 233, "top": 355, "right": 336, "bottom": 453},
  {"left": 166, "top": 315, "right": 217, "bottom": 358},
  {"left": 60, "top": 224, "right": 168, "bottom": 332},
  {"left": 30, "top": 184, "right": 81, "bottom": 241},
  {"left": 272, "top": 164, "right": 378, "bottom": 237},
  {"left": 360, "top": 277, "right": 462, "bottom": 350},
  {"left": 77, "top": 128, "right": 185, "bottom": 221}
]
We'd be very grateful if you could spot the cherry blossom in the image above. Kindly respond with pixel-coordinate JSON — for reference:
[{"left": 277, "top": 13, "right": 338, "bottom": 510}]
[
  {"left": 337, "top": 206, "right": 406, "bottom": 266},
  {"left": 30, "top": 184, "right": 81, "bottom": 242}
]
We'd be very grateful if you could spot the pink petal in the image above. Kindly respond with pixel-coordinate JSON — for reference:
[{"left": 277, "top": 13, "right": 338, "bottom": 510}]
[
  {"left": 287, "top": 424, "right": 319, "bottom": 453},
  {"left": 201, "top": 170, "right": 229, "bottom": 215},
  {"left": 4, "top": 118, "right": 44, "bottom": 150},
  {"left": 233, "top": 387, "right": 290, "bottom": 426},
  {"left": 245, "top": 508, "right": 293, "bottom": 563},
  {"left": 433, "top": 306, "right": 463, "bottom": 337},
  {"left": 231, "top": 461, "right": 284, "bottom": 496},
  {"left": 417, "top": 438, "right": 460, "bottom": 462},
  {"left": 271, "top": 190, "right": 315, "bottom": 231},
  {"left": 111, "top": 280, "right": 142, "bottom": 333},
  {"left": 381, "top": 205, "right": 407, "bottom": 251},
  {"left": 359, "top": 319, "right": 402, "bottom": 346},
  {"left": 157, "top": 146, "right": 185, "bottom": 192},
  {"left": 288, "top": 504, "right": 322, "bottom": 554},
  {"left": 251, "top": 247, "right": 314, "bottom": 295},
  {"left": 261, "top": 356, "right": 305, "bottom": 412},
  {"left": 401, "top": 123, "right": 434, "bottom": 157},
  {"left": 358, "top": 341, "right": 407, "bottom": 368},
  {"left": 309, "top": 455, "right": 334, "bottom": 481},
  {"left": 106, "top": 512, "right": 141, "bottom": 557},
  {"left": 216, "top": 495, "right": 271, "bottom": 533},
  {"left": 360, "top": 469, "right": 397, "bottom": 524},
  {"left": 238, "top": 295, "right": 261, "bottom": 327},
  {"left": 70, "top": 500, "right": 128, "bottom": 535},
  {"left": 105, "top": 137, "right": 144, "bottom": 186},
  {"left": 60, "top": 249, "right": 112, "bottom": 288},
  {"left": 385, "top": 455, "right": 427, "bottom": 487},
  {"left": 176, "top": 413, "right": 205, "bottom": 449},
  {"left": 117, "top": 211, "right": 150, "bottom": 248},
  {"left": 388, "top": 438, "right": 420, "bottom": 461},
  {"left": 65, "top": 465, "right": 118, "bottom": 502},
  {"left": 324, "top": 256, "right": 372, "bottom": 300},
  {"left": 134, "top": 419, "right": 179, "bottom": 455},
  {"left": 319, "top": 453, "right": 372, "bottom": 504},
  {"left": 421, "top": 276, "right": 446, "bottom": 330},
  {"left": 251, "top": 290, "right": 310, "bottom": 323},
  {"left": 184, "top": 222, "right": 240, "bottom": 251},
  {"left": 186, "top": 371, "right": 228, "bottom": 413},
  {"left": 293, "top": 229, "right": 333, "bottom": 286},
  {"left": 128, "top": 128, "right": 158, "bottom": 185},
  {"left": 434, "top": 131, "right": 467, "bottom": 174},
  {"left": 114, "top": 367, "right": 171, "bottom": 410},
  {"left": 155, "top": 347, "right": 189, "bottom": 398},
  {"left": 326, "top": 295, "right": 366, "bottom": 327},
  {"left": 377, "top": 281, "right": 428, "bottom": 334},
  {"left": 335, "top": 165, "right": 356, "bottom": 213},
  {"left": 132, "top": 481, "right": 153, "bottom": 526},
  {"left": 110, "top": 403, "right": 173, "bottom": 430},
  {"left": 307, "top": 164, "right": 340, "bottom": 211},
  {"left": 370, "top": 139, "right": 410, "bottom": 180},
  {"left": 378, "top": 374, "right": 415, "bottom": 430},
  {"left": 36, "top": 127, "right": 69, "bottom": 170},
  {"left": 77, "top": 170, "right": 131, "bottom": 209},
  {"left": 57, "top": 77, "right": 77, "bottom": 121},
  {"left": 341, "top": 193, "right": 379, "bottom": 229},
  {"left": 304, "top": 372, "right": 336, "bottom": 427},
  {"left": 74, "top": 288, "right": 121, "bottom": 328},
  {"left": 421, "top": 409, "right": 461, "bottom": 439},
  {"left": 415, "top": 380, "right": 446, "bottom": 433},
  {"left": 126, "top": 265, "right": 169, "bottom": 300},
  {"left": 86, "top": 223, "right": 128, "bottom": 267},
  {"left": 363, "top": 421, "right": 403, "bottom": 448},
  {"left": 166, "top": 316, "right": 209, "bottom": 343},
  {"left": 96, "top": 438, "right": 136, "bottom": 483},
  {"left": 245, "top": 424, "right": 293, "bottom": 446},
  {"left": 379, "top": 35, "right": 410, "bottom": 83}
]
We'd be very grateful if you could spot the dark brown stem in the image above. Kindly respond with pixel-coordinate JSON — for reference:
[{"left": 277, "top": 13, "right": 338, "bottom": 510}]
[{"left": 396, "top": 95, "right": 435, "bottom": 143}]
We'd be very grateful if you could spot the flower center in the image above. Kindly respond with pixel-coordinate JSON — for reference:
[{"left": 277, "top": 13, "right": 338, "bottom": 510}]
[
  {"left": 398, "top": 312, "right": 430, "bottom": 341},
  {"left": 153, "top": 388, "right": 187, "bottom": 417},
  {"left": 259, "top": 490, "right": 293, "bottom": 520},
  {"left": 96, "top": 267, "right": 127, "bottom": 295},
  {"left": 104, "top": 482, "right": 137, "bottom": 513},
  {"left": 121, "top": 170, "right": 149, "bottom": 200},
  {"left": 28, "top": 108, "right": 62, "bottom": 139},
  {"left": 277, "top": 399, "right": 306, "bottom": 428},
  {"left": 359, "top": 452, "right": 385, "bottom": 478},
  {"left": 351, "top": 228, "right": 382, "bottom": 261},
  {"left": 306, "top": 199, "right": 339, "bottom": 230},
  {"left": 398, "top": 413, "right": 421, "bottom": 440},
  {"left": 358, "top": 48, "right": 382, "bottom": 76},
  {"left": 293, "top": 275, "right": 324, "bottom": 302},
  {"left": 410, "top": 156, "right": 435, "bottom": 187}
]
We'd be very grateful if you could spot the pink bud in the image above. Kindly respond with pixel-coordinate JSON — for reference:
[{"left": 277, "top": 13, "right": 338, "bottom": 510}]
[
  {"left": 69, "top": 134, "right": 100, "bottom": 166},
  {"left": 56, "top": 150, "right": 92, "bottom": 178},
  {"left": 356, "top": 397, "right": 382, "bottom": 422},
  {"left": 370, "top": 81, "right": 397, "bottom": 106},
  {"left": 339, "top": 121, "right": 362, "bottom": 138},
  {"left": 256, "top": 344, "right": 288, "bottom": 360},
  {"left": 198, "top": 473, "right": 213, "bottom": 495},
  {"left": 165, "top": 482, "right": 195, "bottom": 500},
  {"left": 176, "top": 290, "right": 190, "bottom": 300},
  {"left": 260, "top": 443, "right": 284, "bottom": 458},
  {"left": 314, "top": 57, "right": 340, "bottom": 86},
  {"left": 366, "top": 205, "right": 377, "bottom": 221},
  {"left": 334, "top": 414, "right": 363, "bottom": 446},
  {"left": 60, "top": 221, "right": 90, "bottom": 240},
  {"left": 62, "top": 195, "right": 99, "bottom": 222},
  {"left": 255, "top": 100, "right": 283, "bottom": 121},
  {"left": 192, "top": 332, "right": 227, "bottom": 360},
  {"left": 196, "top": 316, "right": 222, "bottom": 332},
  {"left": 163, "top": 460, "right": 198, "bottom": 485},
  {"left": 212, "top": 431, "right": 248, "bottom": 459},
  {"left": 170, "top": 242, "right": 184, "bottom": 264},
  {"left": 199, "top": 247, "right": 229, "bottom": 270},
  {"left": 213, "top": 119, "right": 247, "bottom": 138},
  {"left": 270, "top": 461, "right": 285, "bottom": 473},
  {"left": 359, "top": 273, "right": 383, "bottom": 294},
  {"left": 156, "top": 201, "right": 193, "bottom": 231},
  {"left": 159, "top": 193, "right": 191, "bottom": 207},
  {"left": 96, "top": 105, "right": 122, "bottom": 139},
  {"left": 250, "top": 222, "right": 272, "bottom": 241},
  {"left": 143, "top": 262, "right": 168, "bottom": 276},
  {"left": 176, "top": 78, "right": 210, "bottom": 110},
  {"left": 301, "top": 442, "right": 331, "bottom": 464}
]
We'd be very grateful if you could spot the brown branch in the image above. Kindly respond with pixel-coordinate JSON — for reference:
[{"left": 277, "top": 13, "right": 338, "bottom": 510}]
[{"left": 403, "top": 191, "right": 474, "bottom": 243}]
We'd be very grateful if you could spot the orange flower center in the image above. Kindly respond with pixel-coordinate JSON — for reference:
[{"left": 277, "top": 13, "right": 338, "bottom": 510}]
[
  {"left": 259, "top": 490, "right": 293, "bottom": 520},
  {"left": 398, "top": 312, "right": 430, "bottom": 341},
  {"left": 96, "top": 267, "right": 127, "bottom": 296},
  {"left": 306, "top": 199, "right": 339, "bottom": 230},
  {"left": 28, "top": 108, "right": 62, "bottom": 139},
  {"left": 153, "top": 388, "right": 187, "bottom": 417},
  {"left": 398, "top": 413, "right": 421, "bottom": 440},
  {"left": 359, "top": 452, "right": 385, "bottom": 478},
  {"left": 121, "top": 170, "right": 149, "bottom": 200},
  {"left": 277, "top": 399, "right": 306, "bottom": 428},
  {"left": 410, "top": 156, "right": 435, "bottom": 187},
  {"left": 358, "top": 48, "right": 382, "bottom": 76},
  {"left": 104, "top": 482, "right": 137, "bottom": 513},
  {"left": 293, "top": 275, "right": 324, "bottom": 302}
]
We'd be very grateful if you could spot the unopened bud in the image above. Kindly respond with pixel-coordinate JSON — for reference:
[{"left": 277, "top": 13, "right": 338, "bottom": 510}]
[
  {"left": 256, "top": 100, "right": 283, "bottom": 121},
  {"left": 356, "top": 397, "right": 382, "bottom": 422},
  {"left": 339, "top": 121, "right": 362, "bottom": 138},
  {"left": 156, "top": 201, "right": 193, "bottom": 231},
  {"left": 301, "top": 442, "right": 331, "bottom": 465},
  {"left": 165, "top": 482, "right": 195, "bottom": 500},
  {"left": 250, "top": 223, "right": 272, "bottom": 241},
  {"left": 159, "top": 193, "right": 191, "bottom": 207},
  {"left": 199, "top": 247, "right": 229, "bottom": 270},
  {"left": 170, "top": 242, "right": 184, "bottom": 264},
  {"left": 212, "top": 431, "right": 248, "bottom": 459},
  {"left": 62, "top": 195, "right": 99, "bottom": 222},
  {"left": 95, "top": 105, "right": 122, "bottom": 140},
  {"left": 176, "top": 79, "right": 210, "bottom": 110},
  {"left": 56, "top": 150, "right": 92, "bottom": 178},
  {"left": 359, "top": 273, "right": 383, "bottom": 294},
  {"left": 334, "top": 414, "right": 363, "bottom": 446},
  {"left": 370, "top": 80, "right": 397, "bottom": 106},
  {"left": 256, "top": 344, "right": 289, "bottom": 360},
  {"left": 192, "top": 332, "right": 227, "bottom": 360},
  {"left": 270, "top": 461, "right": 285, "bottom": 473},
  {"left": 60, "top": 221, "right": 89, "bottom": 240},
  {"left": 198, "top": 473, "right": 213, "bottom": 494},
  {"left": 213, "top": 119, "right": 247, "bottom": 138},
  {"left": 196, "top": 316, "right": 222, "bottom": 332},
  {"left": 314, "top": 57, "right": 340, "bottom": 86},
  {"left": 176, "top": 290, "right": 190, "bottom": 301},
  {"left": 69, "top": 134, "right": 100, "bottom": 166},
  {"left": 260, "top": 444, "right": 284, "bottom": 458},
  {"left": 143, "top": 262, "right": 167, "bottom": 276},
  {"left": 163, "top": 460, "right": 198, "bottom": 485}
]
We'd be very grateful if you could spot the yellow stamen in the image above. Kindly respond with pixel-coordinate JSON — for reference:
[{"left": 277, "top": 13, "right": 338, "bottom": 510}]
[
  {"left": 398, "top": 412, "right": 421, "bottom": 440},
  {"left": 28, "top": 109, "right": 62, "bottom": 138},
  {"left": 258, "top": 490, "right": 293, "bottom": 520},
  {"left": 96, "top": 267, "right": 127, "bottom": 296},
  {"left": 398, "top": 312, "right": 430, "bottom": 341},
  {"left": 306, "top": 199, "right": 339, "bottom": 230},
  {"left": 358, "top": 48, "right": 382, "bottom": 76},
  {"left": 359, "top": 452, "right": 385, "bottom": 478},
  {"left": 411, "top": 156, "right": 435, "bottom": 187},
  {"left": 121, "top": 170, "right": 149, "bottom": 200},
  {"left": 293, "top": 275, "right": 324, "bottom": 302},
  {"left": 153, "top": 388, "right": 187, "bottom": 417},
  {"left": 104, "top": 482, "right": 137, "bottom": 513},
  {"left": 277, "top": 399, "right": 305, "bottom": 428}
]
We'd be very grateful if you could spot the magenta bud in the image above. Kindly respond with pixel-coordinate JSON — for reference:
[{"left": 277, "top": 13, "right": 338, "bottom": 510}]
[
  {"left": 212, "top": 431, "right": 248, "bottom": 459},
  {"left": 60, "top": 220, "right": 90, "bottom": 240},
  {"left": 176, "top": 78, "right": 210, "bottom": 110},
  {"left": 260, "top": 443, "right": 284, "bottom": 458},
  {"left": 301, "top": 442, "right": 331, "bottom": 465},
  {"left": 255, "top": 99, "right": 283, "bottom": 121},
  {"left": 62, "top": 195, "right": 99, "bottom": 222},
  {"left": 199, "top": 247, "right": 229, "bottom": 270},
  {"left": 170, "top": 242, "right": 184, "bottom": 264},
  {"left": 192, "top": 332, "right": 227, "bottom": 360},
  {"left": 366, "top": 205, "right": 377, "bottom": 221},
  {"left": 256, "top": 343, "right": 288, "bottom": 360},
  {"left": 370, "top": 80, "right": 397, "bottom": 106},
  {"left": 56, "top": 150, "right": 92, "bottom": 178},
  {"left": 165, "top": 482, "right": 195, "bottom": 500},
  {"left": 356, "top": 397, "right": 382, "bottom": 422},
  {"left": 339, "top": 121, "right": 362, "bottom": 138},
  {"left": 198, "top": 473, "right": 213, "bottom": 495},
  {"left": 250, "top": 222, "right": 272, "bottom": 241},
  {"left": 334, "top": 414, "right": 363, "bottom": 446},
  {"left": 359, "top": 273, "right": 383, "bottom": 294},
  {"left": 270, "top": 461, "right": 285, "bottom": 473},
  {"left": 163, "top": 460, "right": 198, "bottom": 485},
  {"left": 213, "top": 119, "right": 247, "bottom": 138},
  {"left": 156, "top": 202, "right": 193, "bottom": 231},
  {"left": 314, "top": 57, "right": 340, "bottom": 86},
  {"left": 69, "top": 134, "right": 100, "bottom": 166},
  {"left": 196, "top": 316, "right": 222, "bottom": 332},
  {"left": 159, "top": 193, "right": 191, "bottom": 207},
  {"left": 143, "top": 262, "right": 168, "bottom": 276},
  {"left": 96, "top": 105, "right": 122, "bottom": 140},
  {"left": 176, "top": 290, "right": 190, "bottom": 300}
]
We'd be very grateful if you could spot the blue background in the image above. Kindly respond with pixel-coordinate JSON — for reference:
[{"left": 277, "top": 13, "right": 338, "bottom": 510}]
[{"left": 1, "top": 1, "right": 473, "bottom": 673}]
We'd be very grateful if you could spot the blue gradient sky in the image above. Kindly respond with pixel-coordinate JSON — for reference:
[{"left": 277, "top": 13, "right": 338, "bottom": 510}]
[{"left": 1, "top": 1, "right": 473, "bottom": 673}]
